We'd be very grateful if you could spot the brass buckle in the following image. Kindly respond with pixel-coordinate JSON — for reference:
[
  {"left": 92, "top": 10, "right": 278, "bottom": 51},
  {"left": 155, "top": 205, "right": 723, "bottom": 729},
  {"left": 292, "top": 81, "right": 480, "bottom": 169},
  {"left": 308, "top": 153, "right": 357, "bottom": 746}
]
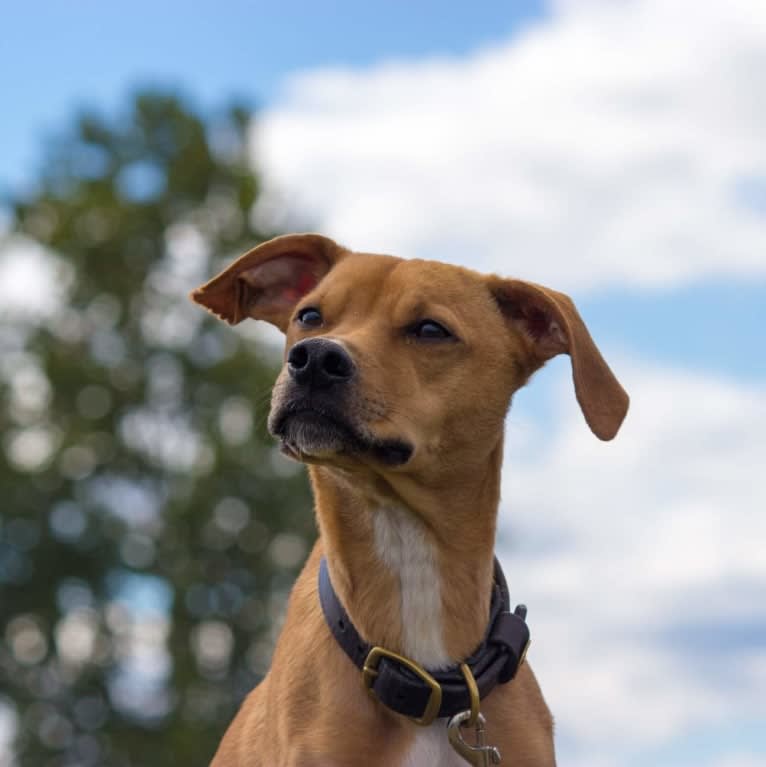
[{"left": 362, "top": 646, "right": 443, "bottom": 726}]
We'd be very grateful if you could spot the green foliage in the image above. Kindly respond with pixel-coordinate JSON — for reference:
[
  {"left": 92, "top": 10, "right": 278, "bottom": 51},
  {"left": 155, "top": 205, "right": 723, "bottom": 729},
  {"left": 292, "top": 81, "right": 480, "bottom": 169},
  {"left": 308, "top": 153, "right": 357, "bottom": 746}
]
[{"left": 0, "top": 91, "right": 314, "bottom": 766}]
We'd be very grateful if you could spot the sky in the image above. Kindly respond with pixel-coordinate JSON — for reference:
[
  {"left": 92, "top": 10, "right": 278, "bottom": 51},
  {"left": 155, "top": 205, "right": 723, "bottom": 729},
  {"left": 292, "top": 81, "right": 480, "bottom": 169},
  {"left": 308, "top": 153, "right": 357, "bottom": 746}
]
[{"left": 2, "top": 1, "right": 765, "bottom": 766}]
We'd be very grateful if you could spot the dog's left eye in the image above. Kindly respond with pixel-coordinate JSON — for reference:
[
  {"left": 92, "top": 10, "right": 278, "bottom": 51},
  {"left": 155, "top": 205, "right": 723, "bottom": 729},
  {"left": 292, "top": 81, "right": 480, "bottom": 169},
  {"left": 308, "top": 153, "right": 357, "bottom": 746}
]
[
  {"left": 297, "top": 307, "right": 323, "bottom": 327},
  {"left": 411, "top": 319, "right": 453, "bottom": 340}
]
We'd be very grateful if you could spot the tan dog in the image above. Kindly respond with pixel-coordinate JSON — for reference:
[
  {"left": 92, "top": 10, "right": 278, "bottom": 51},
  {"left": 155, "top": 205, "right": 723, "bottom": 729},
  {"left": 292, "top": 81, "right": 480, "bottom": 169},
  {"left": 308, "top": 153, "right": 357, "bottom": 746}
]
[{"left": 191, "top": 234, "right": 628, "bottom": 767}]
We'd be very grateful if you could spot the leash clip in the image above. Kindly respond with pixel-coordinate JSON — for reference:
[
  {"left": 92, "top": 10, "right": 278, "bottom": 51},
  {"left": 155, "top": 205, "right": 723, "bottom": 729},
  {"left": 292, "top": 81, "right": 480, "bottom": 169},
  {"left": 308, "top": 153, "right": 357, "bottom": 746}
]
[{"left": 447, "top": 710, "right": 502, "bottom": 766}]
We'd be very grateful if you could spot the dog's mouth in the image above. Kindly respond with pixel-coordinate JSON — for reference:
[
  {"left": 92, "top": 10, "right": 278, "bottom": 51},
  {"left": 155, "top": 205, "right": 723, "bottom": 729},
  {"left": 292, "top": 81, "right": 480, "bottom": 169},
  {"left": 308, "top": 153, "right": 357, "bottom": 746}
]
[{"left": 270, "top": 405, "right": 412, "bottom": 467}]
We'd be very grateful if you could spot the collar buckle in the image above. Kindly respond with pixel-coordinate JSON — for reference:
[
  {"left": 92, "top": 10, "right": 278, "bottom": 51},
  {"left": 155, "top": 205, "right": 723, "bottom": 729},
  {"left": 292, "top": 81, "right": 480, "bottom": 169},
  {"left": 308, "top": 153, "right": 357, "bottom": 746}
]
[{"left": 362, "top": 646, "right": 443, "bottom": 726}]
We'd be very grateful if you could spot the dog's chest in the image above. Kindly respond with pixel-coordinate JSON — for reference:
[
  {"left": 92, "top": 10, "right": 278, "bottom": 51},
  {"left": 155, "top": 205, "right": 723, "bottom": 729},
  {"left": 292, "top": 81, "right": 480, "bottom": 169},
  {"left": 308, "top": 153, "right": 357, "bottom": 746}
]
[{"left": 399, "top": 722, "right": 467, "bottom": 767}]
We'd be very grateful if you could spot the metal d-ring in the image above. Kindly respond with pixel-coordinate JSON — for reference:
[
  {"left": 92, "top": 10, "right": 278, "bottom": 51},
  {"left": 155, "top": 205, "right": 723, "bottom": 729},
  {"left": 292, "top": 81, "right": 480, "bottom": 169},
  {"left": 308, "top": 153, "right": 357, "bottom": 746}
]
[{"left": 459, "top": 663, "right": 481, "bottom": 728}]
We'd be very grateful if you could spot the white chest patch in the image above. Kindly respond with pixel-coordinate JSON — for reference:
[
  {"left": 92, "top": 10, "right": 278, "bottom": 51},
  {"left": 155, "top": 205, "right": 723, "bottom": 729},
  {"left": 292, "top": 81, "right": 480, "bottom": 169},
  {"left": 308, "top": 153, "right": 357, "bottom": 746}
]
[
  {"left": 399, "top": 721, "right": 467, "bottom": 767},
  {"left": 372, "top": 506, "right": 450, "bottom": 668}
]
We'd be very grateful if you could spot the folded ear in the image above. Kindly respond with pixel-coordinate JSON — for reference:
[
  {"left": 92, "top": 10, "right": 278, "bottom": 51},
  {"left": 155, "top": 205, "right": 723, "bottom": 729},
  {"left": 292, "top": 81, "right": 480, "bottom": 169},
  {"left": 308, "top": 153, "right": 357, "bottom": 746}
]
[
  {"left": 487, "top": 277, "right": 629, "bottom": 441},
  {"left": 190, "top": 233, "right": 346, "bottom": 332}
]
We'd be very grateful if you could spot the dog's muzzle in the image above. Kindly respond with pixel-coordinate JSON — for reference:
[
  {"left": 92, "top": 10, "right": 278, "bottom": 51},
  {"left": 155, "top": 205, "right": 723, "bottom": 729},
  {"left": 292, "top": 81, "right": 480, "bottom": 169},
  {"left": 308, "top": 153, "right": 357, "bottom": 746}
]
[
  {"left": 269, "top": 338, "right": 361, "bottom": 459},
  {"left": 268, "top": 339, "right": 413, "bottom": 466}
]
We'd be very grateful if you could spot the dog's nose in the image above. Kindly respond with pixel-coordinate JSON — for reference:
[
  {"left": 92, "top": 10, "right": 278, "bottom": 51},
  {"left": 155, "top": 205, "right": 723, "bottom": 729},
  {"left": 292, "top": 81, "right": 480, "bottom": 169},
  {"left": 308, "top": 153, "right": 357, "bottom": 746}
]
[{"left": 287, "top": 339, "right": 355, "bottom": 388}]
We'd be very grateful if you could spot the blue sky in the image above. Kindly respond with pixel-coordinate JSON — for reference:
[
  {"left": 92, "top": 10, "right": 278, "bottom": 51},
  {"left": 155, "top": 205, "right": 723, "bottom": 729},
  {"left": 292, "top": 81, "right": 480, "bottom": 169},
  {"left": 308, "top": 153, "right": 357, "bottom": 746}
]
[{"left": 2, "top": 2, "right": 765, "bottom": 766}]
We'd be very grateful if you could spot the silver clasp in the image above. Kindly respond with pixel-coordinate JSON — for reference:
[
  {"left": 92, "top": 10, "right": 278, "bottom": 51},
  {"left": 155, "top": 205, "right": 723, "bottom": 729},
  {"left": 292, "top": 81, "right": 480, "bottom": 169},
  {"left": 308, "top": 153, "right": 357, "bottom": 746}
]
[{"left": 447, "top": 710, "right": 502, "bottom": 766}]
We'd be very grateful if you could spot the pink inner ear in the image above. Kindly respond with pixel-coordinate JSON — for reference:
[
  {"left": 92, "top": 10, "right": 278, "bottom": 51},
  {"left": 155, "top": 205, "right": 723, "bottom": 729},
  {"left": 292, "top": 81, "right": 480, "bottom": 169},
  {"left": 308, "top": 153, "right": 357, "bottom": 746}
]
[
  {"left": 282, "top": 271, "right": 319, "bottom": 302},
  {"left": 239, "top": 255, "right": 324, "bottom": 315}
]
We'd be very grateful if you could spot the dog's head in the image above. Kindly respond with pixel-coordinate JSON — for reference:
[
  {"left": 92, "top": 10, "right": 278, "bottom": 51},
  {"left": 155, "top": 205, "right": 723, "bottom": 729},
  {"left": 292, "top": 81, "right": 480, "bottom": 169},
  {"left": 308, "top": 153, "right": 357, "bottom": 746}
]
[{"left": 191, "top": 234, "right": 628, "bottom": 474}]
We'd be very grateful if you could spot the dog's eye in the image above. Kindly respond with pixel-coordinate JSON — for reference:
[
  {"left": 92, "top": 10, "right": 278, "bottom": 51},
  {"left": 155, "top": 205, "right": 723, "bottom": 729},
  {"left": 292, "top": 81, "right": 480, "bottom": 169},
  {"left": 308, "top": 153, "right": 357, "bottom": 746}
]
[
  {"left": 411, "top": 319, "right": 452, "bottom": 340},
  {"left": 296, "top": 307, "right": 323, "bottom": 327}
]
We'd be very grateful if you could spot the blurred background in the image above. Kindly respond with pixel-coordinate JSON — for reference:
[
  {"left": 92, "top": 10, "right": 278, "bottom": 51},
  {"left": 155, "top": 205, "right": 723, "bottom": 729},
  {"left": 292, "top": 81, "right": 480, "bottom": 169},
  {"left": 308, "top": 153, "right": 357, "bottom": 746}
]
[{"left": 0, "top": 1, "right": 764, "bottom": 766}]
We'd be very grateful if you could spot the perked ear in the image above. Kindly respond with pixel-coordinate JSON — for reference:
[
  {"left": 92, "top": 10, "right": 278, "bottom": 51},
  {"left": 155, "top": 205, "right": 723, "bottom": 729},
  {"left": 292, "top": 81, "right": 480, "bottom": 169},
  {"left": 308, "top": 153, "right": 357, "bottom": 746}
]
[
  {"left": 190, "top": 234, "right": 345, "bottom": 332},
  {"left": 487, "top": 277, "right": 629, "bottom": 441}
]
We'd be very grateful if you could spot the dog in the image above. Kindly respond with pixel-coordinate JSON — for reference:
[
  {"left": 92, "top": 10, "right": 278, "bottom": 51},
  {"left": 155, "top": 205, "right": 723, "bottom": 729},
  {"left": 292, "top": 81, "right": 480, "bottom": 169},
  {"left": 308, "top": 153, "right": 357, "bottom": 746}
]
[{"left": 191, "top": 233, "right": 628, "bottom": 766}]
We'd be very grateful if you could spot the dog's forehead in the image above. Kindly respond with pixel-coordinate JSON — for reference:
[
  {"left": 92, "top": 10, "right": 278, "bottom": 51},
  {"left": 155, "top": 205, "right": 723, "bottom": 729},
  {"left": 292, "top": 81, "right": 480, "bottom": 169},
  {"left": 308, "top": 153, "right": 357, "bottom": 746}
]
[
  {"left": 327, "top": 251, "right": 491, "bottom": 307},
  {"left": 389, "top": 257, "right": 489, "bottom": 300},
  {"left": 330, "top": 251, "right": 401, "bottom": 285}
]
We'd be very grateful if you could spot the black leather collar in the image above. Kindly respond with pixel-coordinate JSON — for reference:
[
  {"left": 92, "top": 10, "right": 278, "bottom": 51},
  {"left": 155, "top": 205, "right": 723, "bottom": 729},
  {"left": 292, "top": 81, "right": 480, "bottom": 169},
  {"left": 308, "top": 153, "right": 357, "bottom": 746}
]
[{"left": 318, "top": 556, "right": 530, "bottom": 723}]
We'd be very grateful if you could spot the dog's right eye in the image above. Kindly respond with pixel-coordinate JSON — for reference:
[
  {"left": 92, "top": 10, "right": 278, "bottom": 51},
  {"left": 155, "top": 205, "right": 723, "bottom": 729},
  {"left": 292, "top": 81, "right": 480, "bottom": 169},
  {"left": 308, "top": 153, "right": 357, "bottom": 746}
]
[
  {"left": 296, "top": 307, "right": 323, "bottom": 327},
  {"left": 410, "top": 319, "right": 453, "bottom": 341}
]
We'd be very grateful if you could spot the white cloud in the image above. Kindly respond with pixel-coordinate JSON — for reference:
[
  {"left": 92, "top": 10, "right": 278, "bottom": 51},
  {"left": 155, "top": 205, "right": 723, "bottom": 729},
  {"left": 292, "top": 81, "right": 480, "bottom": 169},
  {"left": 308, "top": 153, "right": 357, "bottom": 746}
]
[
  {"left": 253, "top": 0, "right": 766, "bottom": 292},
  {"left": 498, "top": 360, "right": 766, "bottom": 761}
]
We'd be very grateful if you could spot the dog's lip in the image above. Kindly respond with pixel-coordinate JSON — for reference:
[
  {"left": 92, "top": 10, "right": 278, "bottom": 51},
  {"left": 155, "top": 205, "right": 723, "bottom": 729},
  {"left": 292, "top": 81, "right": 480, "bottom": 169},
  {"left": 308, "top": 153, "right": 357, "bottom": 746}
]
[
  {"left": 272, "top": 406, "right": 413, "bottom": 467},
  {"left": 368, "top": 439, "right": 413, "bottom": 466}
]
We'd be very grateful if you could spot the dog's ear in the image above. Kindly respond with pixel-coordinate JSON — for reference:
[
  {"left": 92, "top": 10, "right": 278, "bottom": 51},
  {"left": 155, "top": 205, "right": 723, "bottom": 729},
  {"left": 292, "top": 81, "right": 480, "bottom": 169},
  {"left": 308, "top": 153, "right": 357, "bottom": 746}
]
[
  {"left": 487, "top": 277, "right": 629, "bottom": 441},
  {"left": 190, "top": 233, "right": 345, "bottom": 332}
]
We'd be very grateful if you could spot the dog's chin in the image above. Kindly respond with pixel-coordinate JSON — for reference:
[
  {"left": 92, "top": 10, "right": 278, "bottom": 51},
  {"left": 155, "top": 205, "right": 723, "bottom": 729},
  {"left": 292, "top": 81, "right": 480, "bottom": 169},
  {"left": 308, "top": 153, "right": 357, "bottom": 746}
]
[
  {"left": 278, "top": 411, "right": 353, "bottom": 459},
  {"left": 272, "top": 410, "right": 413, "bottom": 467}
]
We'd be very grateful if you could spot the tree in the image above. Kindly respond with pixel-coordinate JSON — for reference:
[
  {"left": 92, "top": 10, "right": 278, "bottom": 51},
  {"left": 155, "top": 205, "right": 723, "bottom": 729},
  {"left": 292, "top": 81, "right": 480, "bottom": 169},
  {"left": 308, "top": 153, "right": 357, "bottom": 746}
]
[{"left": 0, "top": 91, "right": 314, "bottom": 766}]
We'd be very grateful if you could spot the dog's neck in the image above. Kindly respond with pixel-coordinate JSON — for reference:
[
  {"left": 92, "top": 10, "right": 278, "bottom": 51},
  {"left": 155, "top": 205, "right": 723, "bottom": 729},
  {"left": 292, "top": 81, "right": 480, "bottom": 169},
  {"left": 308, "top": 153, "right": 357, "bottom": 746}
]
[{"left": 309, "top": 442, "right": 503, "bottom": 668}]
